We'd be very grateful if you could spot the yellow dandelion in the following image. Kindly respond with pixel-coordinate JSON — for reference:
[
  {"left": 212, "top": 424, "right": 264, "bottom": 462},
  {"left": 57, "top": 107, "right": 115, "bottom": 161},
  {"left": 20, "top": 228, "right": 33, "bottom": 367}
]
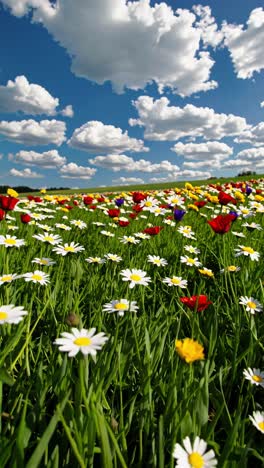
[{"left": 175, "top": 338, "right": 205, "bottom": 363}]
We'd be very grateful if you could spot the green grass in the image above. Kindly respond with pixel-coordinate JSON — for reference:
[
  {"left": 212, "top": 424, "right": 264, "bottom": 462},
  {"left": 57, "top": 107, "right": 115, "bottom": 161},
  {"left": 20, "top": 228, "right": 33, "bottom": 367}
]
[{"left": 0, "top": 180, "right": 263, "bottom": 467}]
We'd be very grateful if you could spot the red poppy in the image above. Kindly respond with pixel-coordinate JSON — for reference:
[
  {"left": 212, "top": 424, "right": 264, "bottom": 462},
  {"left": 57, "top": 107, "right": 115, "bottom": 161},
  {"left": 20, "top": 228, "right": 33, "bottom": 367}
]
[
  {"left": 132, "top": 204, "right": 143, "bottom": 213},
  {"left": 218, "top": 191, "right": 237, "bottom": 205},
  {"left": 108, "top": 209, "right": 120, "bottom": 218},
  {"left": 129, "top": 213, "right": 137, "bottom": 219},
  {"left": 20, "top": 213, "right": 31, "bottom": 223},
  {"left": 83, "top": 196, "right": 94, "bottom": 205},
  {"left": 0, "top": 208, "right": 5, "bottom": 220},
  {"left": 143, "top": 226, "right": 163, "bottom": 235},
  {"left": 207, "top": 214, "right": 236, "bottom": 234},
  {"left": 73, "top": 200, "right": 79, "bottom": 206},
  {"left": 132, "top": 192, "right": 146, "bottom": 203},
  {"left": 0, "top": 196, "right": 19, "bottom": 211},
  {"left": 97, "top": 197, "right": 105, "bottom": 203},
  {"left": 27, "top": 195, "right": 42, "bottom": 203},
  {"left": 89, "top": 205, "right": 97, "bottom": 210},
  {"left": 119, "top": 220, "right": 130, "bottom": 227},
  {"left": 180, "top": 295, "right": 212, "bottom": 312},
  {"left": 194, "top": 201, "right": 207, "bottom": 208}
]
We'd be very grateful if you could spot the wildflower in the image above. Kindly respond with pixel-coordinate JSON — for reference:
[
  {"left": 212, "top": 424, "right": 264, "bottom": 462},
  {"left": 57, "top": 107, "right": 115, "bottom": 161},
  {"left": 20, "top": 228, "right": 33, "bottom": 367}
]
[
  {"left": 0, "top": 235, "right": 25, "bottom": 248},
  {"left": 53, "top": 242, "right": 85, "bottom": 256},
  {"left": 243, "top": 368, "right": 264, "bottom": 388},
  {"left": 0, "top": 195, "right": 19, "bottom": 211},
  {"left": 32, "top": 258, "right": 56, "bottom": 266},
  {"left": 20, "top": 213, "right": 31, "bottom": 223},
  {"left": 218, "top": 191, "right": 237, "bottom": 205},
  {"left": 234, "top": 246, "right": 260, "bottom": 261},
  {"left": 249, "top": 411, "right": 264, "bottom": 434},
  {"left": 207, "top": 214, "right": 236, "bottom": 234},
  {"left": 7, "top": 188, "right": 19, "bottom": 198},
  {"left": 0, "top": 274, "right": 19, "bottom": 284},
  {"left": 220, "top": 265, "right": 240, "bottom": 273},
  {"left": 175, "top": 338, "right": 205, "bottom": 363},
  {"left": 0, "top": 304, "right": 27, "bottom": 324},
  {"left": 162, "top": 276, "right": 188, "bottom": 288},
  {"left": 115, "top": 198, "right": 125, "bottom": 207},
  {"left": 198, "top": 268, "right": 214, "bottom": 278},
  {"left": 178, "top": 225, "right": 196, "bottom": 239},
  {"left": 103, "top": 299, "right": 139, "bottom": 316},
  {"left": 173, "top": 209, "right": 186, "bottom": 221},
  {"left": 242, "top": 222, "right": 262, "bottom": 231},
  {"left": 119, "top": 235, "right": 140, "bottom": 244},
  {"left": 134, "top": 232, "right": 150, "bottom": 240},
  {"left": 173, "top": 436, "right": 217, "bottom": 467},
  {"left": 0, "top": 209, "right": 5, "bottom": 221},
  {"left": 143, "top": 226, "right": 163, "bottom": 235},
  {"left": 180, "top": 256, "right": 202, "bottom": 267},
  {"left": 105, "top": 253, "right": 122, "bottom": 262},
  {"left": 85, "top": 256, "right": 106, "bottom": 264},
  {"left": 70, "top": 220, "right": 87, "bottom": 229},
  {"left": 23, "top": 270, "right": 50, "bottom": 285},
  {"left": 100, "top": 230, "right": 115, "bottom": 237},
  {"left": 147, "top": 255, "right": 168, "bottom": 267},
  {"left": 120, "top": 269, "right": 151, "bottom": 289},
  {"left": 140, "top": 196, "right": 158, "bottom": 210},
  {"left": 232, "top": 231, "right": 246, "bottom": 238},
  {"left": 54, "top": 327, "right": 108, "bottom": 357},
  {"left": 184, "top": 245, "right": 200, "bottom": 255},
  {"left": 33, "top": 232, "right": 62, "bottom": 245},
  {"left": 55, "top": 223, "right": 71, "bottom": 230},
  {"left": 239, "top": 296, "right": 263, "bottom": 314},
  {"left": 180, "top": 295, "right": 212, "bottom": 312}
]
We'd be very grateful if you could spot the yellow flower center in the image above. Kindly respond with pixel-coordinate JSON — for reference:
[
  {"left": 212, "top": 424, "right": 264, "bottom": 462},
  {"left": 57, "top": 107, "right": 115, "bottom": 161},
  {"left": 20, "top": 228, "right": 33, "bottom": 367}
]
[
  {"left": 40, "top": 260, "right": 48, "bottom": 265},
  {"left": 183, "top": 229, "right": 191, "bottom": 234},
  {"left": 252, "top": 375, "right": 263, "bottom": 383},
  {"left": 4, "top": 239, "right": 16, "bottom": 245},
  {"left": 228, "top": 266, "right": 237, "bottom": 271},
  {"left": 1, "top": 275, "right": 13, "bottom": 281},
  {"left": 114, "top": 303, "right": 128, "bottom": 310},
  {"left": 145, "top": 201, "right": 152, "bottom": 207},
  {"left": 44, "top": 236, "right": 54, "bottom": 242},
  {"left": 32, "top": 274, "right": 43, "bottom": 281},
  {"left": 64, "top": 246, "right": 75, "bottom": 252},
  {"left": 0, "top": 311, "right": 8, "bottom": 320},
  {"left": 130, "top": 274, "right": 142, "bottom": 282},
  {"left": 247, "top": 301, "right": 256, "bottom": 309},
  {"left": 171, "top": 278, "right": 180, "bottom": 284},
  {"left": 187, "top": 258, "right": 196, "bottom": 264},
  {"left": 154, "top": 259, "right": 161, "bottom": 264},
  {"left": 242, "top": 247, "right": 254, "bottom": 254},
  {"left": 258, "top": 422, "right": 264, "bottom": 431},
  {"left": 74, "top": 337, "right": 91, "bottom": 346},
  {"left": 188, "top": 452, "right": 204, "bottom": 468}
]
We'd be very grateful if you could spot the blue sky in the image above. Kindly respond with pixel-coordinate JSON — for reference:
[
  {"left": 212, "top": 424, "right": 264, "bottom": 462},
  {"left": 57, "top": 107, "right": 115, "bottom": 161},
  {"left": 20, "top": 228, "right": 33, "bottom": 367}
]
[{"left": 0, "top": 0, "right": 264, "bottom": 189}]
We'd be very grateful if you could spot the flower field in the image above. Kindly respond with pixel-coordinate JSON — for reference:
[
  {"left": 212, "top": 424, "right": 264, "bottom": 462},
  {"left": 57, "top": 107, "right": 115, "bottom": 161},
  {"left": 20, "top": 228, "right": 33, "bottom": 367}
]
[{"left": 0, "top": 180, "right": 263, "bottom": 467}]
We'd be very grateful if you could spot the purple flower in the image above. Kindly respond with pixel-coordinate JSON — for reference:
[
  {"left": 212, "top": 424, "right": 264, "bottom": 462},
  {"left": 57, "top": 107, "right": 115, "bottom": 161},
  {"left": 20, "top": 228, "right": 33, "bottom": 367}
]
[
  {"left": 115, "top": 198, "right": 125, "bottom": 207},
  {"left": 174, "top": 209, "right": 186, "bottom": 221},
  {"left": 246, "top": 185, "right": 252, "bottom": 195}
]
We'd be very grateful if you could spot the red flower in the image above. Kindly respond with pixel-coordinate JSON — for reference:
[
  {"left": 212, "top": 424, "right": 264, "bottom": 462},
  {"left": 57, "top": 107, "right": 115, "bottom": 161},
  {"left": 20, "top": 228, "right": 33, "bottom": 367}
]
[
  {"left": 108, "top": 209, "right": 120, "bottom": 218},
  {"left": 143, "top": 226, "right": 163, "bottom": 235},
  {"left": 129, "top": 213, "right": 137, "bottom": 219},
  {"left": 194, "top": 201, "right": 207, "bottom": 208},
  {"left": 27, "top": 196, "right": 42, "bottom": 203},
  {"left": 180, "top": 295, "right": 212, "bottom": 312},
  {"left": 89, "top": 205, "right": 97, "bottom": 210},
  {"left": 207, "top": 214, "right": 236, "bottom": 234},
  {"left": 73, "top": 200, "right": 79, "bottom": 206},
  {"left": 0, "top": 196, "right": 19, "bottom": 211},
  {"left": 132, "top": 192, "right": 146, "bottom": 203},
  {"left": 119, "top": 220, "right": 130, "bottom": 227},
  {"left": 218, "top": 191, "right": 237, "bottom": 205},
  {"left": 132, "top": 204, "right": 143, "bottom": 213},
  {"left": 97, "top": 197, "right": 105, "bottom": 203},
  {"left": 20, "top": 213, "right": 31, "bottom": 223},
  {"left": 83, "top": 196, "right": 94, "bottom": 205},
  {"left": 0, "top": 209, "right": 5, "bottom": 221}
]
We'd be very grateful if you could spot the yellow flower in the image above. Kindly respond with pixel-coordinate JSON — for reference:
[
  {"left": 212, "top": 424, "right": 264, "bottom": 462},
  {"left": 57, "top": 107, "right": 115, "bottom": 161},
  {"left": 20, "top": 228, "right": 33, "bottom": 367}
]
[
  {"left": 198, "top": 268, "right": 214, "bottom": 277},
  {"left": 188, "top": 204, "right": 199, "bottom": 212},
  {"left": 234, "top": 191, "right": 245, "bottom": 202},
  {"left": 185, "top": 182, "right": 194, "bottom": 190},
  {"left": 40, "top": 188, "right": 46, "bottom": 194},
  {"left": 7, "top": 188, "right": 18, "bottom": 197},
  {"left": 255, "top": 195, "right": 264, "bottom": 202},
  {"left": 175, "top": 338, "right": 205, "bottom": 363},
  {"left": 188, "top": 193, "right": 199, "bottom": 201}
]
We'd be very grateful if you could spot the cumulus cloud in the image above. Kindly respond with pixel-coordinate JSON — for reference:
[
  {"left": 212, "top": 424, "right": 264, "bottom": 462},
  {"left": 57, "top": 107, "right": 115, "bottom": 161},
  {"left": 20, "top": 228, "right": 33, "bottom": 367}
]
[
  {"left": 9, "top": 167, "right": 44, "bottom": 178},
  {"left": 60, "top": 104, "right": 74, "bottom": 117},
  {"left": 89, "top": 154, "right": 179, "bottom": 173},
  {"left": 149, "top": 169, "right": 211, "bottom": 183},
  {"left": 59, "top": 162, "right": 97, "bottom": 179},
  {"left": 0, "top": 119, "right": 66, "bottom": 145},
  {"left": 260, "top": 101, "right": 264, "bottom": 108},
  {"left": 12, "top": 149, "right": 67, "bottom": 168},
  {"left": 1, "top": 0, "right": 221, "bottom": 96},
  {"left": 223, "top": 147, "right": 264, "bottom": 169},
  {"left": 68, "top": 121, "right": 148, "bottom": 154},
  {"left": 130, "top": 96, "right": 249, "bottom": 141},
  {"left": 0, "top": 75, "right": 72, "bottom": 116},
  {"left": 171, "top": 141, "right": 233, "bottom": 159},
  {"left": 235, "top": 122, "right": 264, "bottom": 147},
  {"left": 223, "top": 8, "right": 264, "bottom": 79},
  {"left": 112, "top": 176, "right": 144, "bottom": 185}
]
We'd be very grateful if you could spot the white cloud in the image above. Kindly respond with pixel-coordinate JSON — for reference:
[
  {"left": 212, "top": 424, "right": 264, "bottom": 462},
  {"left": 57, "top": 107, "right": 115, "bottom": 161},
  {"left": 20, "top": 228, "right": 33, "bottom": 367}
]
[
  {"left": 12, "top": 149, "right": 67, "bottom": 168},
  {"left": 223, "top": 147, "right": 264, "bottom": 169},
  {"left": 89, "top": 154, "right": 179, "bottom": 173},
  {"left": 260, "top": 101, "right": 264, "bottom": 108},
  {"left": 68, "top": 121, "right": 148, "bottom": 154},
  {"left": 223, "top": 8, "right": 264, "bottom": 79},
  {"left": 1, "top": 0, "right": 220, "bottom": 96},
  {"left": 149, "top": 169, "right": 211, "bottom": 183},
  {"left": 9, "top": 167, "right": 44, "bottom": 178},
  {"left": 171, "top": 141, "right": 233, "bottom": 159},
  {"left": 235, "top": 122, "right": 264, "bottom": 147},
  {"left": 0, "top": 75, "right": 73, "bottom": 117},
  {"left": 193, "top": 5, "right": 223, "bottom": 48},
  {"left": 0, "top": 119, "right": 66, "bottom": 145},
  {"left": 183, "top": 159, "right": 222, "bottom": 169},
  {"left": 130, "top": 96, "right": 249, "bottom": 141},
  {"left": 112, "top": 176, "right": 144, "bottom": 185},
  {"left": 59, "top": 162, "right": 97, "bottom": 179}
]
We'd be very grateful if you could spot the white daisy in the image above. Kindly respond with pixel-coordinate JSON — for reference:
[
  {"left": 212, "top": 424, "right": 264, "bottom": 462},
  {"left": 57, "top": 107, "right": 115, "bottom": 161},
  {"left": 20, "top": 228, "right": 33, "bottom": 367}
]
[
  {"left": 232, "top": 231, "right": 246, "bottom": 238},
  {"left": 52, "top": 242, "right": 85, "bottom": 256},
  {"left": 184, "top": 245, "right": 201, "bottom": 255},
  {"left": 54, "top": 327, "right": 108, "bottom": 357},
  {"left": 55, "top": 223, "right": 71, "bottom": 231},
  {"left": 0, "top": 235, "right": 25, "bottom": 248},
  {"left": 85, "top": 256, "right": 106, "bottom": 264},
  {"left": 32, "top": 257, "right": 56, "bottom": 266},
  {"left": 162, "top": 276, "right": 188, "bottom": 288},
  {"left": 243, "top": 368, "right": 264, "bottom": 388},
  {"left": 220, "top": 265, "right": 241, "bottom": 274},
  {"left": 234, "top": 246, "right": 260, "bottom": 261},
  {"left": 105, "top": 253, "right": 123, "bottom": 262},
  {"left": 33, "top": 232, "right": 62, "bottom": 245},
  {"left": 119, "top": 236, "right": 140, "bottom": 245},
  {"left": 134, "top": 232, "right": 151, "bottom": 240},
  {"left": 0, "top": 273, "right": 19, "bottom": 284},
  {"left": 177, "top": 226, "right": 196, "bottom": 239},
  {"left": 23, "top": 270, "right": 50, "bottom": 285},
  {"left": 239, "top": 296, "right": 263, "bottom": 314},
  {"left": 147, "top": 255, "right": 168, "bottom": 267},
  {"left": 180, "top": 255, "right": 202, "bottom": 267},
  {"left": 103, "top": 299, "right": 139, "bottom": 316},
  {"left": 100, "top": 230, "right": 115, "bottom": 237},
  {"left": 249, "top": 411, "right": 264, "bottom": 434},
  {"left": 0, "top": 304, "right": 28, "bottom": 325},
  {"left": 70, "top": 219, "right": 87, "bottom": 229},
  {"left": 120, "top": 269, "right": 151, "bottom": 289},
  {"left": 242, "top": 222, "right": 262, "bottom": 231},
  {"left": 35, "top": 223, "right": 54, "bottom": 231},
  {"left": 173, "top": 436, "right": 217, "bottom": 467},
  {"left": 163, "top": 219, "right": 176, "bottom": 226}
]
